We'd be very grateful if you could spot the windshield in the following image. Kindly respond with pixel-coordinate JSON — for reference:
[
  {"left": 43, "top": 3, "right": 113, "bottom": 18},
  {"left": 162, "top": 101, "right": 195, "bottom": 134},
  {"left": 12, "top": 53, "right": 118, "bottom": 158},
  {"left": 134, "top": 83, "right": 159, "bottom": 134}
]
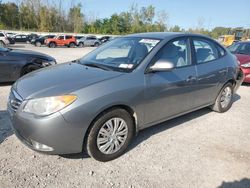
[
  {"left": 228, "top": 43, "right": 250, "bottom": 55},
  {"left": 79, "top": 37, "right": 161, "bottom": 72}
]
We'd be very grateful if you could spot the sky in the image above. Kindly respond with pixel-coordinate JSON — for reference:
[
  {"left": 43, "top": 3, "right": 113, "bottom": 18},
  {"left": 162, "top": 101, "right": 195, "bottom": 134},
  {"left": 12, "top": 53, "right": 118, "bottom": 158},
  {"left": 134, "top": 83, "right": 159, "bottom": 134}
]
[{"left": 3, "top": 0, "right": 250, "bottom": 30}]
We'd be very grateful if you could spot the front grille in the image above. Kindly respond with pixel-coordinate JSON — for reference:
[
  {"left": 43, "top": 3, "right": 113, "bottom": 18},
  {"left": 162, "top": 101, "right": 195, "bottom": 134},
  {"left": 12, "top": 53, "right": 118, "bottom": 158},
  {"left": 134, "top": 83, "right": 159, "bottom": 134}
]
[{"left": 9, "top": 90, "right": 23, "bottom": 113}]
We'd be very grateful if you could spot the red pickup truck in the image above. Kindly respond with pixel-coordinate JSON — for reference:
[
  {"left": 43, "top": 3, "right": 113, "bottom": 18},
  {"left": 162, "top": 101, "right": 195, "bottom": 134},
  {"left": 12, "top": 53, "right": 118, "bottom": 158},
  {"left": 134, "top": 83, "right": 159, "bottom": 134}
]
[{"left": 45, "top": 35, "right": 77, "bottom": 48}]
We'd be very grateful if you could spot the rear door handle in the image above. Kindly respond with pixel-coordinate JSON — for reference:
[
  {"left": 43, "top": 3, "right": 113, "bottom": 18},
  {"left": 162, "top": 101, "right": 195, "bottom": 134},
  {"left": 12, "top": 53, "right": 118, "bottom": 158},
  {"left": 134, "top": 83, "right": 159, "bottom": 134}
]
[{"left": 186, "top": 76, "right": 196, "bottom": 82}]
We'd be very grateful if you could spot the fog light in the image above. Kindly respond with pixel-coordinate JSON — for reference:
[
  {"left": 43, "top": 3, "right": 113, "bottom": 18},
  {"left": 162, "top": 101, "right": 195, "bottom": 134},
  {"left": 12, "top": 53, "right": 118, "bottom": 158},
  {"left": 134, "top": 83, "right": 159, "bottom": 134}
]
[{"left": 31, "top": 140, "right": 54, "bottom": 151}]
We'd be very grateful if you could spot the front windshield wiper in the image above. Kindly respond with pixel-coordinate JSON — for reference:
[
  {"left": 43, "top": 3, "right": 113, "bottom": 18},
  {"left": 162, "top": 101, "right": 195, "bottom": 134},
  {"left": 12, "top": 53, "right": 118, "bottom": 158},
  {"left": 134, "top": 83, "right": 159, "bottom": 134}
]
[{"left": 84, "top": 63, "right": 113, "bottom": 71}]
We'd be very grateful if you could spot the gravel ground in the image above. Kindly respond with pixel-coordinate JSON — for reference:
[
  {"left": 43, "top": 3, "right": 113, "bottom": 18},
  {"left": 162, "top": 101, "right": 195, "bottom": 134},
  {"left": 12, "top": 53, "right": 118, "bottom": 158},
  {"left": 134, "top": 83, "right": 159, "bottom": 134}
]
[{"left": 0, "top": 44, "right": 250, "bottom": 188}]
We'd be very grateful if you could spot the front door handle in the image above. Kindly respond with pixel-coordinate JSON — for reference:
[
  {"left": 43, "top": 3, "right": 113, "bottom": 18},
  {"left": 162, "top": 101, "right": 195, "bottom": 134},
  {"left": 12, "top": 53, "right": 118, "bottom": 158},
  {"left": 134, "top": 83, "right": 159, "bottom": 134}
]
[{"left": 186, "top": 76, "right": 196, "bottom": 82}]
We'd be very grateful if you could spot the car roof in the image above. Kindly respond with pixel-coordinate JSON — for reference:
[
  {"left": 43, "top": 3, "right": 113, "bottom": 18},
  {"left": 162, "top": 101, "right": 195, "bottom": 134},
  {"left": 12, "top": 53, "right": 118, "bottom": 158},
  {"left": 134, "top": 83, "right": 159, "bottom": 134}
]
[{"left": 125, "top": 32, "right": 209, "bottom": 40}]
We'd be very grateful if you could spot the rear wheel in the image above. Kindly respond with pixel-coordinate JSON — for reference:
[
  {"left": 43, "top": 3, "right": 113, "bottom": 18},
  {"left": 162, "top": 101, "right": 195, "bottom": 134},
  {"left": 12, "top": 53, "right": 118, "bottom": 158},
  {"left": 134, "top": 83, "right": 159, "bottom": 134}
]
[
  {"left": 49, "top": 42, "right": 56, "bottom": 48},
  {"left": 210, "top": 82, "right": 234, "bottom": 113},
  {"left": 85, "top": 108, "right": 134, "bottom": 162},
  {"left": 69, "top": 42, "right": 76, "bottom": 48}
]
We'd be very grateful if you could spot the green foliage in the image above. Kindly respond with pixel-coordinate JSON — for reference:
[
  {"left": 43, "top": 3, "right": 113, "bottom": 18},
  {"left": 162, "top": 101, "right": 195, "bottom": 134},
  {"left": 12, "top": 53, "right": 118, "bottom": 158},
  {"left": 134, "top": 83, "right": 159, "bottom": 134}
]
[{"left": 0, "top": 0, "right": 249, "bottom": 38}]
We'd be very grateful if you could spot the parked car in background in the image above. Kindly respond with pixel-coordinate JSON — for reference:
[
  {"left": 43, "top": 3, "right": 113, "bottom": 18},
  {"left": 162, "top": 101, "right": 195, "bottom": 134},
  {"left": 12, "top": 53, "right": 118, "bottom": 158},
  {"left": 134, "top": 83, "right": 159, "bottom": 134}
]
[
  {"left": 31, "top": 35, "right": 55, "bottom": 47},
  {"left": 228, "top": 41, "right": 250, "bottom": 83},
  {"left": 99, "top": 36, "right": 111, "bottom": 44},
  {"left": 7, "top": 37, "right": 15, "bottom": 45},
  {"left": 27, "top": 33, "right": 40, "bottom": 43},
  {"left": 0, "top": 32, "right": 10, "bottom": 46},
  {"left": 0, "top": 46, "right": 56, "bottom": 83},
  {"left": 45, "top": 35, "right": 77, "bottom": 48},
  {"left": 74, "top": 35, "right": 85, "bottom": 40},
  {"left": 8, "top": 32, "right": 244, "bottom": 162},
  {"left": 6, "top": 33, "right": 17, "bottom": 37},
  {"left": 77, "top": 35, "right": 101, "bottom": 47},
  {"left": 12, "top": 34, "right": 29, "bottom": 43}
]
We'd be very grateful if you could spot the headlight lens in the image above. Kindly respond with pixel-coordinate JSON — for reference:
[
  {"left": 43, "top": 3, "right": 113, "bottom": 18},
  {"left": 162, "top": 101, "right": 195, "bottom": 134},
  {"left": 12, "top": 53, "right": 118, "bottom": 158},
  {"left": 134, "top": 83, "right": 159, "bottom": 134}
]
[
  {"left": 23, "top": 95, "right": 77, "bottom": 116},
  {"left": 42, "top": 61, "right": 56, "bottom": 66},
  {"left": 241, "top": 62, "right": 250, "bottom": 68}
]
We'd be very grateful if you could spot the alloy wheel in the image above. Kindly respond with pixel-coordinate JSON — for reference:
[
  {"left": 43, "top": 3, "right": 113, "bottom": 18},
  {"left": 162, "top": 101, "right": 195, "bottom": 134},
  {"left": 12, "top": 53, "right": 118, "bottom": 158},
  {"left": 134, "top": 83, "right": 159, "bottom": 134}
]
[
  {"left": 220, "top": 86, "right": 232, "bottom": 108},
  {"left": 97, "top": 117, "right": 128, "bottom": 155}
]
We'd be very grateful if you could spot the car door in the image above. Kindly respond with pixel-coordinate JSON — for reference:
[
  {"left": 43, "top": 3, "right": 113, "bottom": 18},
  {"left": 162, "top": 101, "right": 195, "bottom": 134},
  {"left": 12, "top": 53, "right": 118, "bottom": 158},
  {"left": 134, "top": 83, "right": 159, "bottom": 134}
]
[
  {"left": 57, "top": 35, "right": 65, "bottom": 46},
  {"left": 0, "top": 50, "right": 19, "bottom": 82},
  {"left": 21, "top": 35, "right": 27, "bottom": 42},
  {"left": 84, "top": 37, "right": 92, "bottom": 46},
  {"left": 191, "top": 37, "right": 228, "bottom": 106},
  {"left": 143, "top": 37, "right": 198, "bottom": 126},
  {"left": 14, "top": 35, "right": 22, "bottom": 42}
]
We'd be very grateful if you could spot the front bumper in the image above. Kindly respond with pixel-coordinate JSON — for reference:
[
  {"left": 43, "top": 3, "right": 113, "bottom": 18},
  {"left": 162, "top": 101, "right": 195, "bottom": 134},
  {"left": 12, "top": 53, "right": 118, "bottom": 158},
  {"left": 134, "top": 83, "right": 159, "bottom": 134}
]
[
  {"left": 7, "top": 95, "right": 86, "bottom": 155},
  {"left": 241, "top": 67, "right": 250, "bottom": 83}
]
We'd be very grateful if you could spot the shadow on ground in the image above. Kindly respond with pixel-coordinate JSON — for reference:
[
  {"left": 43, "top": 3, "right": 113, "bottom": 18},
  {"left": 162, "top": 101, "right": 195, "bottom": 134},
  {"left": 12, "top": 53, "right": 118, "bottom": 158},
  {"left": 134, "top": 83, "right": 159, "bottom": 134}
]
[
  {"left": 218, "top": 178, "right": 250, "bottom": 188},
  {"left": 0, "top": 110, "right": 13, "bottom": 144}
]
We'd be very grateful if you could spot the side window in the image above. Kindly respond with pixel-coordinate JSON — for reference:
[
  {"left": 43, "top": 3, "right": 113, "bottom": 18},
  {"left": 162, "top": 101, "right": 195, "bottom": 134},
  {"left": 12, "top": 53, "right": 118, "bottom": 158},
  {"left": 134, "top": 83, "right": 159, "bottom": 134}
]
[
  {"left": 153, "top": 38, "right": 190, "bottom": 68},
  {"left": 58, "top": 36, "right": 64, "bottom": 40},
  {"left": 193, "top": 39, "right": 219, "bottom": 64},
  {"left": 66, "top": 36, "right": 72, "bottom": 39},
  {"left": 0, "top": 33, "right": 4, "bottom": 37},
  {"left": 15, "top": 35, "right": 21, "bottom": 39}
]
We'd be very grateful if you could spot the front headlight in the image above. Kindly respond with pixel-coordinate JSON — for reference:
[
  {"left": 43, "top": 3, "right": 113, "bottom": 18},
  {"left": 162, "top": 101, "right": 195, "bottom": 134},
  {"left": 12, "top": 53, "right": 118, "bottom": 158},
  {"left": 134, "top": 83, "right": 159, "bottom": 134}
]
[
  {"left": 23, "top": 95, "right": 77, "bottom": 116},
  {"left": 241, "top": 62, "right": 250, "bottom": 68},
  {"left": 42, "top": 61, "right": 56, "bottom": 66}
]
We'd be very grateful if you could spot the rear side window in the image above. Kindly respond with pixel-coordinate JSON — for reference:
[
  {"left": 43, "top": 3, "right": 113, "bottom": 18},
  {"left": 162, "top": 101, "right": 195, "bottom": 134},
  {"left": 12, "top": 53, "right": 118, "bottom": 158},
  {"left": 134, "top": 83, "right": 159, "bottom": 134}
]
[
  {"left": 66, "top": 35, "right": 72, "bottom": 39},
  {"left": 193, "top": 38, "right": 219, "bottom": 64},
  {"left": 0, "top": 33, "right": 4, "bottom": 37}
]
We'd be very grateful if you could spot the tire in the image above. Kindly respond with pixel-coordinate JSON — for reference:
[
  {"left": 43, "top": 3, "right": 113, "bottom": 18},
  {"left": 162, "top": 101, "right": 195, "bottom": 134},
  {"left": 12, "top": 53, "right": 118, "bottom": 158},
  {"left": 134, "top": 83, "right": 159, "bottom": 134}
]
[
  {"left": 78, "top": 42, "right": 84, "bottom": 48},
  {"left": 85, "top": 108, "right": 134, "bottom": 162},
  {"left": 35, "top": 41, "right": 41, "bottom": 47},
  {"left": 21, "top": 64, "right": 38, "bottom": 76},
  {"left": 0, "top": 41, "right": 5, "bottom": 47},
  {"left": 94, "top": 42, "right": 100, "bottom": 47},
  {"left": 210, "top": 82, "right": 234, "bottom": 113},
  {"left": 49, "top": 42, "right": 56, "bottom": 48},
  {"left": 69, "top": 42, "right": 76, "bottom": 48}
]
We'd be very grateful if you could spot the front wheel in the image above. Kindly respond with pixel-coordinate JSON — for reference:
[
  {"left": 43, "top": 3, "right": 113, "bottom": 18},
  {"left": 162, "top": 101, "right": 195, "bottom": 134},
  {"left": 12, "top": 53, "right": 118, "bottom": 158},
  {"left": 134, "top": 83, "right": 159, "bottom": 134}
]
[
  {"left": 21, "top": 64, "right": 38, "bottom": 76},
  {"left": 85, "top": 109, "right": 134, "bottom": 162},
  {"left": 210, "top": 82, "right": 234, "bottom": 113},
  {"left": 78, "top": 42, "right": 84, "bottom": 48},
  {"left": 94, "top": 42, "right": 100, "bottom": 47}
]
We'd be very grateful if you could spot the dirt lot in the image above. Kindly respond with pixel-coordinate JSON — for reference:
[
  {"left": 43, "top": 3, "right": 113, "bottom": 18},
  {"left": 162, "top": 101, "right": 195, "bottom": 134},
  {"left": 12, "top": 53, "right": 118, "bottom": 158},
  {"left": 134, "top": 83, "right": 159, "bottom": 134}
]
[{"left": 0, "top": 44, "right": 250, "bottom": 188}]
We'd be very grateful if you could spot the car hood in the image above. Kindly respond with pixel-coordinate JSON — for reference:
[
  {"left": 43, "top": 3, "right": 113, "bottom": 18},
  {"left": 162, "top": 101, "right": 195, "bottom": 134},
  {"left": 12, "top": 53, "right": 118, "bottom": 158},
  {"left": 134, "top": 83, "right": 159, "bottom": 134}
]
[
  {"left": 235, "top": 54, "right": 250, "bottom": 64},
  {"left": 13, "top": 62, "right": 123, "bottom": 99},
  {"left": 9, "top": 49, "right": 54, "bottom": 60}
]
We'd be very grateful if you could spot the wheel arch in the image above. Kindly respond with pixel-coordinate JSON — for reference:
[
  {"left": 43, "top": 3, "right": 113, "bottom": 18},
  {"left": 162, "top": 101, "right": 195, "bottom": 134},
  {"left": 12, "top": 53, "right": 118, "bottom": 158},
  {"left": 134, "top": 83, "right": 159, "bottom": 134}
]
[{"left": 82, "top": 104, "right": 139, "bottom": 152}]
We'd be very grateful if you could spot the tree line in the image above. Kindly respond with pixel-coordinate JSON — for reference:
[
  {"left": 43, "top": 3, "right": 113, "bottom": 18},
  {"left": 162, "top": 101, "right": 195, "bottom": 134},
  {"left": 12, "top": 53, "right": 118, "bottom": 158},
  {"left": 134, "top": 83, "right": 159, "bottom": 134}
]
[{"left": 0, "top": 0, "right": 249, "bottom": 39}]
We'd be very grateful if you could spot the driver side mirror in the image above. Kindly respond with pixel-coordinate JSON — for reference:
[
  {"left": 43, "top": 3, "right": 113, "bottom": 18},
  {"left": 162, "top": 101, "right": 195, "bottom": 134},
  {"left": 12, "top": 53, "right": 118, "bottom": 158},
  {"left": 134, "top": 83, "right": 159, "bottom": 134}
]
[{"left": 147, "top": 60, "right": 174, "bottom": 73}]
